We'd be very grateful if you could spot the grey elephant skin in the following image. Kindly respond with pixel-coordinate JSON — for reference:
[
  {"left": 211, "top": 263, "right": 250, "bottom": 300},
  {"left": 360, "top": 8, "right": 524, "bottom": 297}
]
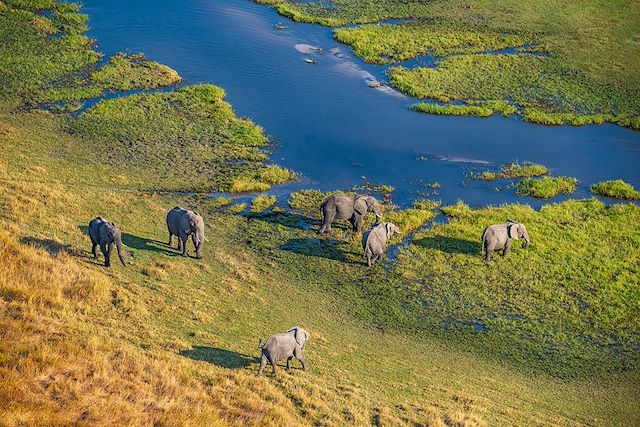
[
  {"left": 88, "top": 217, "right": 126, "bottom": 267},
  {"left": 257, "top": 326, "right": 309, "bottom": 376},
  {"left": 319, "top": 194, "right": 382, "bottom": 234},
  {"left": 362, "top": 222, "right": 399, "bottom": 267},
  {"left": 482, "top": 220, "right": 530, "bottom": 261},
  {"left": 166, "top": 207, "right": 205, "bottom": 259}
]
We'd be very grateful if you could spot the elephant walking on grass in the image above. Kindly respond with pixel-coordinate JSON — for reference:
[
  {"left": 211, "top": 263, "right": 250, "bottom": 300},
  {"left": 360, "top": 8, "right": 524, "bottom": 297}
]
[
  {"left": 482, "top": 220, "right": 530, "bottom": 261},
  {"left": 319, "top": 194, "right": 382, "bottom": 234},
  {"left": 166, "top": 207, "right": 205, "bottom": 259},
  {"left": 257, "top": 326, "right": 309, "bottom": 376},
  {"left": 362, "top": 222, "right": 399, "bottom": 267},
  {"left": 88, "top": 217, "right": 126, "bottom": 267}
]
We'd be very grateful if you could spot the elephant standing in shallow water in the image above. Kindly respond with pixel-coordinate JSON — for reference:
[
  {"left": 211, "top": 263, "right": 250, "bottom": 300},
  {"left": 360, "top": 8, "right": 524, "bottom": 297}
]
[
  {"left": 257, "top": 326, "right": 309, "bottom": 376},
  {"left": 319, "top": 194, "right": 382, "bottom": 234},
  {"left": 166, "top": 207, "right": 205, "bottom": 259},
  {"left": 88, "top": 217, "right": 126, "bottom": 267},
  {"left": 362, "top": 222, "right": 399, "bottom": 267},
  {"left": 482, "top": 220, "right": 530, "bottom": 261}
]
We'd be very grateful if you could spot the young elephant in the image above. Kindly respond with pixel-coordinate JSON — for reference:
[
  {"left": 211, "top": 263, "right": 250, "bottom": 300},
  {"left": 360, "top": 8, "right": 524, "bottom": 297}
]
[
  {"left": 166, "top": 207, "right": 205, "bottom": 259},
  {"left": 319, "top": 194, "right": 382, "bottom": 234},
  {"left": 362, "top": 222, "right": 400, "bottom": 267},
  {"left": 257, "top": 326, "right": 309, "bottom": 376},
  {"left": 482, "top": 220, "right": 530, "bottom": 261},
  {"left": 88, "top": 217, "right": 126, "bottom": 267}
]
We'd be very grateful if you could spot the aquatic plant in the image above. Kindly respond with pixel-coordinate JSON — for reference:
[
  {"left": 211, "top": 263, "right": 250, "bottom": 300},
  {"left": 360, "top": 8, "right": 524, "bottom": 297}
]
[
  {"left": 516, "top": 176, "right": 577, "bottom": 198},
  {"left": 591, "top": 179, "right": 640, "bottom": 200},
  {"left": 475, "top": 162, "right": 549, "bottom": 181},
  {"left": 251, "top": 194, "right": 278, "bottom": 213},
  {"left": 91, "top": 53, "right": 182, "bottom": 91},
  {"left": 412, "top": 103, "right": 494, "bottom": 117}
]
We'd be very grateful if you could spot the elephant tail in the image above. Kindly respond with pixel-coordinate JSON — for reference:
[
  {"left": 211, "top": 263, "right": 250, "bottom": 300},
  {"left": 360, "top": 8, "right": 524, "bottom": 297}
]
[
  {"left": 481, "top": 227, "right": 489, "bottom": 253},
  {"left": 258, "top": 339, "right": 265, "bottom": 349}
]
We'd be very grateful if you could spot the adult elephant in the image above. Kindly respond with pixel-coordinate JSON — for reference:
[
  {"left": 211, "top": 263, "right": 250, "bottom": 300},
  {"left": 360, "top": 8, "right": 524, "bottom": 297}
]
[
  {"left": 166, "top": 207, "right": 205, "bottom": 259},
  {"left": 482, "top": 220, "right": 530, "bottom": 261},
  {"left": 88, "top": 217, "right": 126, "bottom": 267},
  {"left": 318, "top": 194, "right": 382, "bottom": 234}
]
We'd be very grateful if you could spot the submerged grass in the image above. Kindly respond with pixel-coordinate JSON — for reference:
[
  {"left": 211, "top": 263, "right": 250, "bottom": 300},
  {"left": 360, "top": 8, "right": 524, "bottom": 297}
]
[
  {"left": 516, "top": 176, "right": 578, "bottom": 199},
  {"left": 90, "top": 53, "right": 182, "bottom": 91},
  {"left": 591, "top": 179, "right": 640, "bottom": 200}
]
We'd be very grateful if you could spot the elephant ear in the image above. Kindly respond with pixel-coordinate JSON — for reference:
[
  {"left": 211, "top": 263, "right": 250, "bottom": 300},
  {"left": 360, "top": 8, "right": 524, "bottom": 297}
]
[
  {"left": 288, "top": 327, "right": 304, "bottom": 347},
  {"left": 507, "top": 223, "right": 519, "bottom": 239},
  {"left": 353, "top": 197, "right": 367, "bottom": 216},
  {"left": 385, "top": 222, "right": 394, "bottom": 238}
]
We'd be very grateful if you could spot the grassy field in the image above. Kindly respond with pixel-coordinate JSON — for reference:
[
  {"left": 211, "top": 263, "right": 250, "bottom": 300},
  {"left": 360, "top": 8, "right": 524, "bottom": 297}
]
[
  {"left": 259, "top": 0, "right": 640, "bottom": 129},
  {"left": 1, "top": 1, "right": 639, "bottom": 425}
]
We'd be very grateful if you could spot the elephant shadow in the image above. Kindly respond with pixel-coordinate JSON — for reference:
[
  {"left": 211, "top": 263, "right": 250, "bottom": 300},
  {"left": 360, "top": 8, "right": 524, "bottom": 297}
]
[
  {"left": 281, "top": 237, "right": 361, "bottom": 264},
  {"left": 250, "top": 211, "right": 320, "bottom": 232},
  {"left": 120, "top": 232, "right": 178, "bottom": 256},
  {"left": 412, "top": 236, "right": 479, "bottom": 255},
  {"left": 179, "top": 346, "right": 256, "bottom": 369},
  {"left": 20, "top": 236, "right": 85, "bottom": 257}
]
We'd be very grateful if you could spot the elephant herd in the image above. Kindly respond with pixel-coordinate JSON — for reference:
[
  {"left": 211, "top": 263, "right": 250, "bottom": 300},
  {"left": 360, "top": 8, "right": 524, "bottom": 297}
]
[{"left": 87, "top": 194, "right": 530, "bottom": 375}]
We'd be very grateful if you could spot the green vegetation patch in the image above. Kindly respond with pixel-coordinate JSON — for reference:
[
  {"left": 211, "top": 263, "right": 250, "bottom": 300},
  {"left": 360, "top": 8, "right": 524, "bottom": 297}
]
[
  {"left": 71, "top": 85, "right": 290, "bottom": 192},
  {"left": 250, "top": 194, "right": 277, "bottom": 213},
  {"left": 412, "top": 103, "right": 493, "bottom": 117},
  {"left": 591, "top": 180, "right": 640, "bottom": 200},
  {"left": 334, "top": 21, "right": 527, "bottom": 64},
  {"left": 389, "top": 199, "right": 640, "bottom": 374},
  {"left": 91, "top": 53, "right": 182, "bottom": 91},
  {"left": 390, "top": 55, "right": 640, "bottom": 128},
  {"left": 475, "top": 161, "right": 549, "bottom": 181},
  {"left": 516, "top": 176, "right": 577, "bottom": 199}
]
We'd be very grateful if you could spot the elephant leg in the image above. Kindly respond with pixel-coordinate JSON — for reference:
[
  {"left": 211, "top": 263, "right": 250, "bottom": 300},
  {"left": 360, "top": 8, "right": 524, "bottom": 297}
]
[
  {"left": 354, "top": 215, "right": 363, "bottom": 232},
  {"left": 286, "top": 356, "right": 294, "bottom": 373},
  {"left": 179, "top": 232, "right": 188, "bottom": 256},
  {"left": 502, "top": 240, "right": 512, "bottom": 257},
  {"left": 101, "top": 243, "right": 111, "bottom": 267},
  {"left": 294, "top": 347, "right": 307, "bottom": 371},
  {"left": 366, "top": 253, "right": 372, "bottom": 268},
  {"left": 167, "top": 230, "right": 172, "bottom": 246},
  {"left": 484, "top": 249, "right": 492, "bottom": 262},
  {"left": 91, "top": 242, "right": 98, "bottom": 259},
  {"left": 319, "top": 210, "right": 335, "bottom": 234},
  {"left": 257, "top": 354, "right": 267, "bottom": 376},
  {"left": 267, "top": 354, "right": 277, "bottom": 375}
]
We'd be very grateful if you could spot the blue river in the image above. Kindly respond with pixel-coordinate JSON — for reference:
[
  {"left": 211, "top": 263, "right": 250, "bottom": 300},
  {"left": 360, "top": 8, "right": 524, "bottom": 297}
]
[{"left": 83, "top": 0, "right": 640, "bottom": 208}]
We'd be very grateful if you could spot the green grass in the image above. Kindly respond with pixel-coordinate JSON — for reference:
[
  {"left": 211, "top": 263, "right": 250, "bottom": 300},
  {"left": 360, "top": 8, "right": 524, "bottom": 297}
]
[
  {"left": 251, "top": 194, "right": 277, "bottom": 213},
  {"left": 90, "top": 53, "right": 182, "bottom": 91},
  {"left": 591, "top": 180, "right": 640, "bottom": 200},
  {"left": 475, "top": 161, "right": 549, "bottom": 181},
  {"left": 516, "top": 176, "right": 578, "bottom": 199},
  {"left": 412, "top": 102, "right": 494, "bottom": 117},
  {"left": 334, "top": 21, "right": 527, "bottom": 64},
  {"left": 259, "top": 0, "right": 640, "bottom": 129}
]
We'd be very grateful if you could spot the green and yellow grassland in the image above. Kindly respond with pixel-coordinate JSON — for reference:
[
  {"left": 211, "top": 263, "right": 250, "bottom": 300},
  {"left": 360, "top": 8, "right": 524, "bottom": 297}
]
[
  {"left": 260, "top": 0, "right": 640, "bottom": 129},
  {"left": 1, "top": 1, "right": 639, "bottom": 426}
]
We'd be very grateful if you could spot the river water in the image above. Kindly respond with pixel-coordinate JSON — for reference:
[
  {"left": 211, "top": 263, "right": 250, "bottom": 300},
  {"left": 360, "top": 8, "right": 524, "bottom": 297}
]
[{"left": 83, "top": 0, "right": 640, "bottom": 207}]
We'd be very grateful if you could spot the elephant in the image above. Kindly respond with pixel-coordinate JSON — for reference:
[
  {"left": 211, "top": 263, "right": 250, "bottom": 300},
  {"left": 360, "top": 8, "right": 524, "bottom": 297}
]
[
  {"left": 166, "top": 207, "right": 205, "bottom": 259},
  {"left": 362, "top": 222, "right": 400, "bottom": 267},
  {"left": 319, "top": 194, "right": 382, "bottom": 234},
  {"left": 257, "top": 326, "right": 309, "bottom": 376},
  {"left": 482, "top": 220, "right": 530, "bottom": 261},
  {"left": 88, "top": 217, "right": 126, "bottom": 267}
]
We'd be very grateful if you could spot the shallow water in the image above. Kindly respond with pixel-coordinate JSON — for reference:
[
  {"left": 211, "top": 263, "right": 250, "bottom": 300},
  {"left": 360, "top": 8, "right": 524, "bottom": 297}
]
[{"left": 83, "top": 0, "right": 640, "bottom": 208}]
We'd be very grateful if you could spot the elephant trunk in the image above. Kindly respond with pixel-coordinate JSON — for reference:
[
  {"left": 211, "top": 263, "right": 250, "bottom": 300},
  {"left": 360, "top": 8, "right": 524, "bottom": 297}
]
[
  {"left": 373, "top": 203, "right": 382, "bottom": 224},
  {"left": 195, "top": 229, "right": 204, "bottom": 259},
  {"left": 115, "top": 236, "right": 126, "bottom": 266},
  {"left": 522, "top": 230, "right": 530, "bottom": 249}
]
